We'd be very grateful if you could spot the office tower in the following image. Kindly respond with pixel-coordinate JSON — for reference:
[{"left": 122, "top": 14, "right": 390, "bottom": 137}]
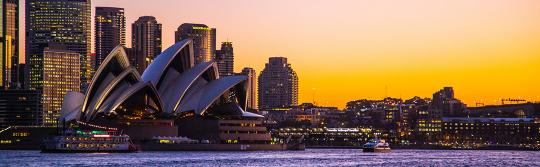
[
  {"left": 131, "top": 16, "right": 162, "bottom": 73},
  {"left": 1, "top": 0, "right": 19, "bottom": 89},
  {"left": 26, "top": 0, "right": 91, "bottom": 89},
  {"left": 174, "top": 23, "right": 216, "bottom": 64},
  {"left": 258, "top": 57, "right": 298, "bottom": 111},
  {"left": 215, "top": 42, "right": 234, "bottom": 76},
  {"left": 42, "top": 47, "right": 81, "bottom": 126},
  {"left": 241, "top": 67, "right": 257, "bottom": 111},
  {"left": 0, "top": 89, "right": 42, "bottom": 128},
  {"left": 95, "top": 7, "right": 125, "bottom": 70}
]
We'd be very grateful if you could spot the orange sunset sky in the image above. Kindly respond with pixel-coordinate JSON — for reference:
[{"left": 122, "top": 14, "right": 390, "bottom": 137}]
[{"left": 20, "top": 0, "right": 540, "bottom": 109}]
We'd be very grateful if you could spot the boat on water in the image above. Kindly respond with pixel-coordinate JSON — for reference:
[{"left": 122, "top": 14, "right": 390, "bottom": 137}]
[
  {"left": 41, "top": 129, "right": 137, "bottom": 153},
  {"left": 362, "top": 138, "right": 391, "bottom": 153}
]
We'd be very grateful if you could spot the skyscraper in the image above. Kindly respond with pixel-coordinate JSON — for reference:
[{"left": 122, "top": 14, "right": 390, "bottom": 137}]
[
  {"left": 1, "top": 0, "right": 19, "bottom": 89},
  {"left": 241, "top": 67, "right": 257, "bottom": 111},
  {"left": 42, "top": 47, "right": 81, "bottom": 126},
  {"left": 175, "top": 23, "right": 216, "bottom": 64},
  {"left": 215, "top": 42, "right": 234, "bottom": 76},
  {"left": 26, "top": 0, "right": 91, "bottom": 90},
  {"left": 131, "top": 16, "right": 162, "bottom": 73},
  {"left": 258, "top": 57, "right": 298, "bottom": 111},
  {"left": 95, "top": 7, "right": 125, "bottom": 70}
]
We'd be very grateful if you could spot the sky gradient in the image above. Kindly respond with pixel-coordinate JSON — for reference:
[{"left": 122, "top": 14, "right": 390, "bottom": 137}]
[{"left": 21, "top": 0, "right": 540, "bottom": 108}]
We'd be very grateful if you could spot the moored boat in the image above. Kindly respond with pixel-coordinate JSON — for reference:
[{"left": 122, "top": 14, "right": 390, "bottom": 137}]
[
  {"left": 362, "top": 138, "right": 391, "bottom": 153},
  {"left": 41, "top": 129, "right": 137, "bottom": 153}
]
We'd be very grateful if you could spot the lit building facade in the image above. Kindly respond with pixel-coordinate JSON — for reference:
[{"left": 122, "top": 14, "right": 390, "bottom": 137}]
[
  {"left": 95, "top": 7, "right": 125, "bottom": 70},
  {"left": 258, "top": 57, "right": 298, "bottom": 111},
  {"left": 25, "top": 0, "right": 91, "bottom": 89},
  {"left": 441, "top": 117, "right": 540, "bottom": 148},
  {"left": 215, "top": 42, "right": 234, "bottom": 76},
  {"left": 0, "top": 89, "right": 42, "bottom": 128},
  {"left": 42, "top": 47, "right": 80, "bottom": 126},
  {"left": 1, "top": 0, "right": 19, "bottom": 89},
  {"left": 275, "top": 127, "right": 372, "bottom": 147},
  {"left": 241, "top": 67, "right": 257, "bottom": 111},
  {"left": 131, "top": 16, "right": 161, "bottom": 73},
  {"left": 174, "top": 23, "right": 216, "bottom": 64}
]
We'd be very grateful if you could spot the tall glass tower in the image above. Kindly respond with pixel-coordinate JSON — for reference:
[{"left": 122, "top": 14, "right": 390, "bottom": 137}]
[
  {"left": 26, "top": 0, "right": 91, "bottom": 90},
  {"left": 0, "top": 0, "right": 19, "bottom": 89},
  {"left": 131, "top": 16, "right": 162, "bottom": 74},
  {"left": 95, "top": 7, "right": 125, "bottom": 70},
  {"left": 175, "top": 23, "right": 216, "bottom": 64}
]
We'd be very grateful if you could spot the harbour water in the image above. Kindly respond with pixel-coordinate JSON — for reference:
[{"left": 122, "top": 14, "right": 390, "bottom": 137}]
[{"left": 1, "top": 149, "right": 539, "bottom": 166}]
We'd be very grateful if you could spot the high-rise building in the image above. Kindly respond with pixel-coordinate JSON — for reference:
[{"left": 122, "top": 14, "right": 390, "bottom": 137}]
[
  {"left": 131, "top": 16, "right": 162, "bottom": 73},
  {"left": 1, "top": 0, "right": 19, "bottom": 89},
  {"left": 175, "top": 23, "right": 216, "bottom": 64},
  {"left": 42, "top": 47, "right": 81, "bottom": 126},
  {"left": 95, "top": 7, "right": 125, "bottom": 70},
  {"left": 258, "top": 57, "right": 298, "bottom": 111},
  {"left": 0, "top": 89, "right": 42, "bottom": 128},
  {"left": 26, "top": 0, "right": 91, "bottom": 89},
  {"left": 215, "top": 42, "right": 234, "bottom": 76},
  {"left": 241, "top": 67, "right": 257, "bottom": 111}
]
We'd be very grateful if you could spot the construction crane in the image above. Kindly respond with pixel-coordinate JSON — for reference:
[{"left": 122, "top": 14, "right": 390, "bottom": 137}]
[
  {"left": 501, "top": 98, "right": 526, "bottom": 105},
  {"left": 475, "top": 103, "right": 485, "bottom": 107}
]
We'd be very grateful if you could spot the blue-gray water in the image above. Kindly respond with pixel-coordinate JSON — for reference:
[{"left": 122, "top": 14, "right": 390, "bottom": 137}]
[{"left": 1, "top": 149, "right": 540, "bottom": 166}]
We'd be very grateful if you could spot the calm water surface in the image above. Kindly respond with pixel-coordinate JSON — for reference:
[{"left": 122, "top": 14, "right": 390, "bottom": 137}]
[{"left": 1, "top": 149, "right": 539, "bottom": 166}]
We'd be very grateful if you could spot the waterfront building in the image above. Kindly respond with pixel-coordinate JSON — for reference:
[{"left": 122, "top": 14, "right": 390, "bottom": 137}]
[
  {"left": 26, "top": 0, "right": 91, "bottom": 88},
  {"left": 59, "top": 39, "right": 269, "bottom": 144},
  {"left": 174, "top": 23, "right": 216, "bottom": 64},
  {"left": 241, "top": 67, "right": 257, "bottom": 111},
  {"left": 95, "top": 7, "right": 125, "bottom": 70},
  {"left": 275, "top": 127, "right": 372, "bottom": 147},
  {"left": 42, "top": 47, "right": 80, "bottom": 126},
  {"left": 131, "top": 16, "right": 162, "bottom": 73},
  {"left": 258, "top": 57, "right": 298, "bottom": 111},
  {"left": 215, "top": 42, "right": 234, "bottom": 76},
  {"left": 0, "top": 89, "right": 42, "bottom": 127},
  {"left": 441, "top": 117, "right": 540, "bottom": 148},
  {"left": 0, "top": 0, "right": 19, "bottom": 89},
  {"left": 468, "top": 103, "right": 540, "bottom": 118}
]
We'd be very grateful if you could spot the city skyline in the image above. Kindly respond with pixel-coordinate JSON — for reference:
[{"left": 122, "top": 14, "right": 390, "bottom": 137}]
[{"left": 15, "top": 0, "right": 540, "bottom": 108}]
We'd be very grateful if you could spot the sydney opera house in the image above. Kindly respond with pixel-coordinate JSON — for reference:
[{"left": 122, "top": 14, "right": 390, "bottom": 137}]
[{"left": 59, "top": 39, "right": 271, "bottom": 145}]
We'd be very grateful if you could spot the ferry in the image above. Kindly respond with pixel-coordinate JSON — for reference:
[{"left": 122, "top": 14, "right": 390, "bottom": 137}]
[
  {"left": 41, "top": 129, "right": 137, "bottom": 153},
  {"left": 362, "top": 138, "right": 391, "bottom": 153}
]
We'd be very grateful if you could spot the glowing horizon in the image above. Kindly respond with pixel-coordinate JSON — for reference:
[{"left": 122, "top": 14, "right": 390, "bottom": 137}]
[{"left": 20, "top": 0, "right": 540, "bottom": 109}]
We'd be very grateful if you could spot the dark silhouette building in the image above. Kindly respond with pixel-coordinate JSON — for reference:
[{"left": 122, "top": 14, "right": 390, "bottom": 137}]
[
  {"left": 258, "top": 57, "right": 298, "bottom": 111},
  {"left": 0, "top": 89, "right": 42, "bottom": 128},
  {"left": 95, "top": 7, "right": 125, "bottom": 70},
  {"left": 430, "top": 87, "right": 466, "bottom": 116},
  {"left": 215, "top": 42, "right": 234, "bottom": 76},
  {"left": 131, "top": 16, "right": 162, "bottom": 73},
  {"left": 175, "top": 23, "right": 216, "bottom": 64}
]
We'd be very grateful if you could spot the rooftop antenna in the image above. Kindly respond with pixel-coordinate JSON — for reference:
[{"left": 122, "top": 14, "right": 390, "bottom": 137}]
[{"left": 312, "top": 88, "right": 317, "bottom": 105}]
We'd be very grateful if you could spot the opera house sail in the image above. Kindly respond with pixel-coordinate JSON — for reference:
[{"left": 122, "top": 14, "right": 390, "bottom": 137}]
[{"left": 59, "top": 39, "right": 271, "bottom": 145}]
